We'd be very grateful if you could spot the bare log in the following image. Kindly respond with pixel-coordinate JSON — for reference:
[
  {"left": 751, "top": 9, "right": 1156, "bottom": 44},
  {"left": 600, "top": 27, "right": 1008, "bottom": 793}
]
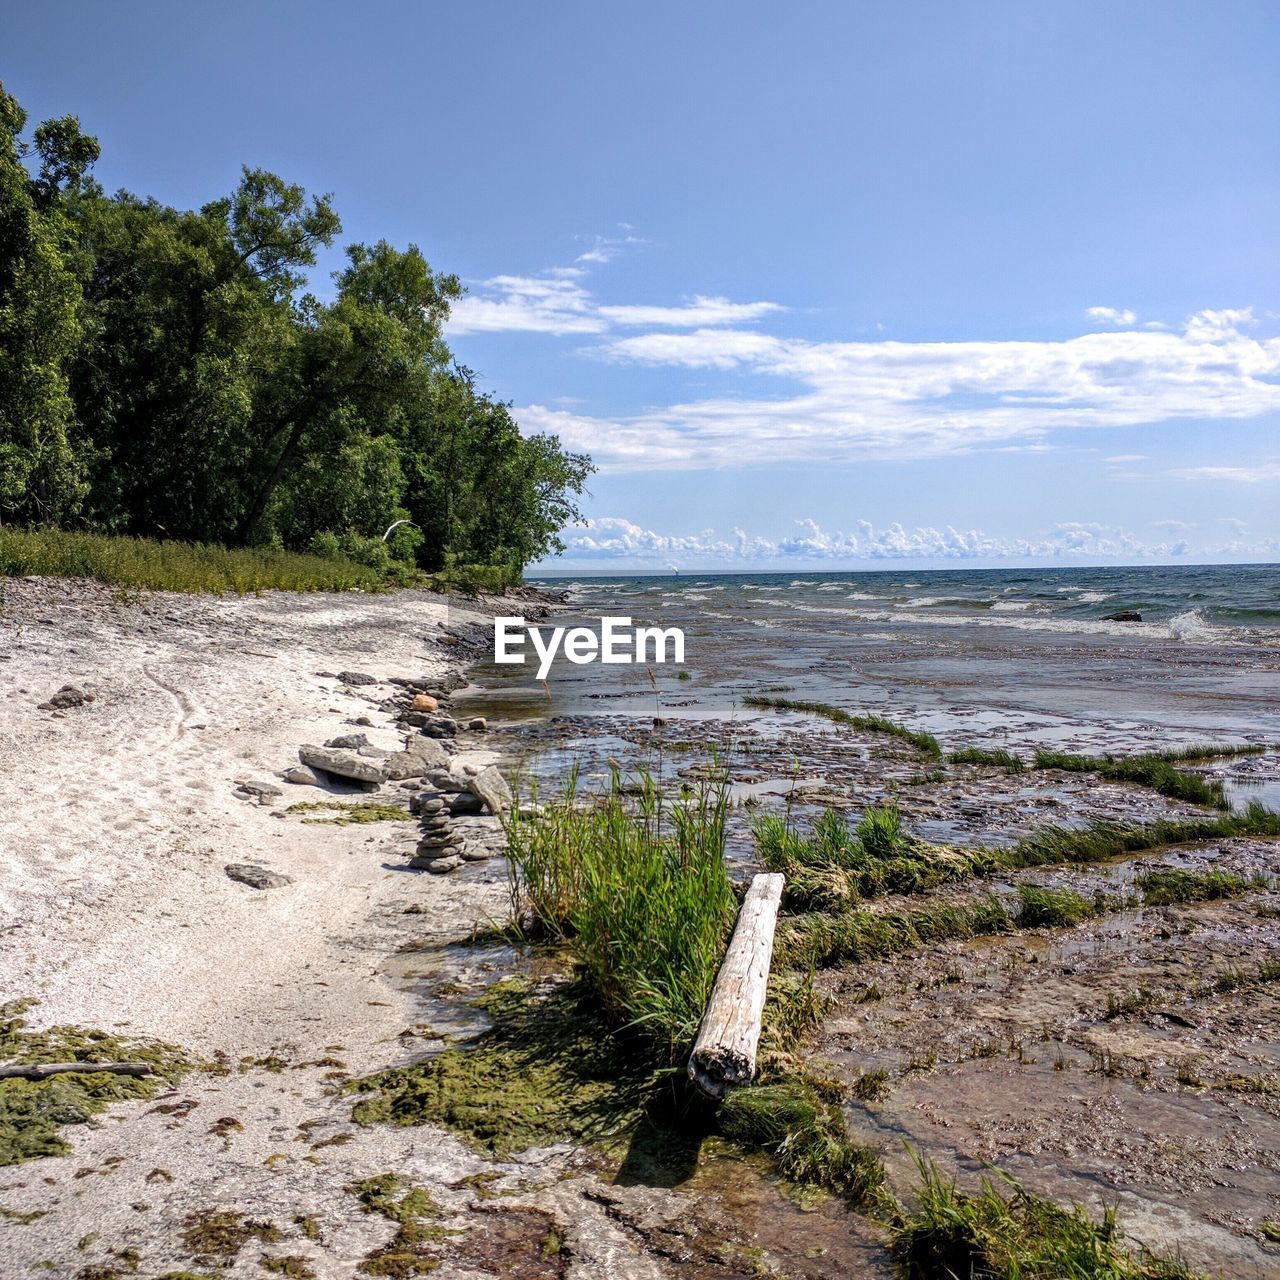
[
  {"left": 0, "top": 1061, "right": 153, "bottom": 1081},
  {"left": 688, "top": 872, "right": 785, "bottom": 1099}
]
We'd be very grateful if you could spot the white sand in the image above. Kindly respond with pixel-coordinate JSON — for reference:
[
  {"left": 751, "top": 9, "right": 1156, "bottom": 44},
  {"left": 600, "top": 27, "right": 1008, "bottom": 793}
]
[{"left": 0, "top": 581, "right": 685, "bottom": 1279}]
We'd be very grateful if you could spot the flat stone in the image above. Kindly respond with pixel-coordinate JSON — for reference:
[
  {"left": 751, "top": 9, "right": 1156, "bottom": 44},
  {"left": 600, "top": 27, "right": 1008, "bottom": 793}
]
[
  {"left": 298, "top": 744, "right": 387, "bottom": 784},
  {"left": 423, "top": 768, "right": 468, "bottom": 793},
  {"left": 225, "top": 864, "right": 292, "bottom": 890},
  {"left": 467, "top": 766, "right": 513, "bottom": 814},
  {"left": 459, "top": 847, "right": 492, "bottom": 862},
  {"left": 282, "top": 765, "right": 320, "bottom": 786},
  {"left": 408, "top": 853, "right": 463, "bottom": 873},
  {"left": 409, "top": 792, "right": 446, "bottom": 815},
  {"left": 336, "top": 671, "right": 378, "bottom": 686},
  {"left": 325, "top": 732, "right": 371, "bottom": 750},
  {"left": 237, "top": 779, "right": 283, "bottom": 798},
  {"left": 403, "top": 735, "right": 451, "bottom": 770},
  {"left": 446, "top": 792, "right": 485, "bottom": 816},
  {"left": 383, "top": 751, "right": 427, "bottom": 781}
]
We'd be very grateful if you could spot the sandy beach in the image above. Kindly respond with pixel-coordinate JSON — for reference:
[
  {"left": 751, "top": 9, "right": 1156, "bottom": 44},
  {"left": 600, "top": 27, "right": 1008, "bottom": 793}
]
[{"left": 0, "top": 581, "right": 770, "bottom": 1280}]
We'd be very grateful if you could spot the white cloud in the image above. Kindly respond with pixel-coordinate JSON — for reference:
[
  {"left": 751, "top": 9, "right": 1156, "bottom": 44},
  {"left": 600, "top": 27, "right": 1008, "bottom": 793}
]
[
  {"left": 598, "top": 296, "right": 784, "bottom": 327},
  {"left": 1170, "top": 462, "right": 1280, "bottom": 482},
  {"left": 1152, "top": 518, "right": 1196, "bottom": 530},
  {"left": 522, "top": 311, "right": 1280, "bottom": 472},
  {"left": 557, "top": 516, "right": 1202, "bottom": 564},
  {"left": 1086, "top": 306, "right": 1137, "bottom": 327},
  {"left": 1104, "top": 454, "right": 1147, "bottom": 463},
  {"left": 449, "top": 270, "right": 781, "bottom": 337},
  {"left": 448, "top": 272, "right": 605, "bottom": 335}
]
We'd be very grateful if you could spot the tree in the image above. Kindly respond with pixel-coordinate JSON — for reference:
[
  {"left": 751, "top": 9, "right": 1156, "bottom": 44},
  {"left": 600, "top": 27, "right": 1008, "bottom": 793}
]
[{"left": 0, "top": 84, "right": 87, "bottom": 524}]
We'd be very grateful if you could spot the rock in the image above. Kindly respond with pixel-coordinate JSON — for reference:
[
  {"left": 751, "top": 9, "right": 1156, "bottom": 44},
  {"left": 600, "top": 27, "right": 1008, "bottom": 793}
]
[
  {"left": 238, "top": 779, "right": 283, "bottom": 797},
  {"left": 446, "top": 791, "right": 485, "bottom": 816},
  {"left": 423, "top": 768, "right": 468, "bottom": 793},
  {"left": 403, "top": 735, "right": 451, "bottom": 770},
  {"left": 409, "top": 792, "right": 446, "bottom": 815},
  {"left": 467, "top": 717, "right": 488, "bottom": 731},
  {"left": 405, "top": 713, "right": 458, "bottom": 738},
  {"left": 298, "top": 744, "right": 387, "bottom": 785},
  {"left": 225, "top": 864, "right": 292, "bottom": 890},
  {"left": 326, "top": 732, "right": 371, "bottom": 750},
  {"left": 336, "top": 671, "right": 378, "bottom": 686},
  {"left": 411, "top": 692, "right": 439, "bottom": 713},
  {"left": 467, "top": 766, "right": 513, "bottom": 815},
  {"left": 38, "top": 684, "right": 95, "bottom": 710},
  {"left": 460, "top": 846, "right": 492, "bottom": 862},
  {"left": 416, "top": 854, "right": 463, "bottom": 873},
  {"left": 354, "top": 715, "right": 374, "bottom": 726},
  {"left": 1102, "top": 610, "right": 1143, "bottom": 622},
  {"left": 382, "top": 752, "right": 427, "bottom": 781},
  {"left": 282, "top": 765, "right": 320, "bottom": 786}
]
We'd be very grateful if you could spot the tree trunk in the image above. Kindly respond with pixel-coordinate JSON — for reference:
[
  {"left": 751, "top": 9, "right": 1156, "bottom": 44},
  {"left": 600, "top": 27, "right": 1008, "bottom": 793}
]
[{"left": 688, "top": 872, "right": 785, "bottom": 1099}]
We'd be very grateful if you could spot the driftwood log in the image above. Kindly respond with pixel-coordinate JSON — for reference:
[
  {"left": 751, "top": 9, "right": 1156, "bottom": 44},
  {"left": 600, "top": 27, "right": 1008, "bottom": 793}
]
[
  {"left": 0, "top": 1061, "right": 153, "bottom": 1081},
  {"left": 688, "top": 872, "right": 785, "bottom": 1099}
]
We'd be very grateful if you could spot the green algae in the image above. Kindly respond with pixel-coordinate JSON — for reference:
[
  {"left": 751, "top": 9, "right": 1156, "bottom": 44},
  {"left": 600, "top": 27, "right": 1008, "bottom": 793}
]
[
  {"left": 350, "top": 1173, "right": 455, "bottom": 1278},
  {"left": 287, "top": 801, "right": 412, "bottom": 825},
  {"left": 347, "top": 979, "right": 651, "bottom": 1156},
  {"left": 180, "top": 1210, "right": 282, "bottom": 1266},
  {"left": 0, "top": 1000, "right": 189, "bottom": 1166}
]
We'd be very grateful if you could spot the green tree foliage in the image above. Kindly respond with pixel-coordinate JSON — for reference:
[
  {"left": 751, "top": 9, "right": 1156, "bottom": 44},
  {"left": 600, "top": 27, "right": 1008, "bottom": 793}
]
[
  {"left": 0, "top": 88, "right": 89, "bottom": 523},
  {"left": 0, "top": 83, "right": 592, "bottom": 578}
]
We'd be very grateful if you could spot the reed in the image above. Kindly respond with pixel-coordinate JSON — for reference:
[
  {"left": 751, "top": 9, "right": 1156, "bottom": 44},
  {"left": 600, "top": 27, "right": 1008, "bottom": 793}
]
[{"left": 503, "top": 769, "right": 737, "bottom": 1062}]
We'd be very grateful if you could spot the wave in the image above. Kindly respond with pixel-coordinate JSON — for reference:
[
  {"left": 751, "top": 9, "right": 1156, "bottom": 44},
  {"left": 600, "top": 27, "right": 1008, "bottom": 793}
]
[{"left": 1168, "top": 609, "right": 1217, "bottom": 644}]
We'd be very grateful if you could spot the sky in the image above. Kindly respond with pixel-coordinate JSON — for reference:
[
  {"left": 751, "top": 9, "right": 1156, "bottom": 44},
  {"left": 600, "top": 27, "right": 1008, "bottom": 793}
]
[{"left": 7, "top": 1, "right": 1280, "bottom": 569}]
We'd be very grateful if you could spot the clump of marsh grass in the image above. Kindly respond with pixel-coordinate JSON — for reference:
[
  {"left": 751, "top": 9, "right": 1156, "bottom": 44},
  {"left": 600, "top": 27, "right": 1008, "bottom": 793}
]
[
  {"left": 1016, "top": 885, "right": 1097, "bottom": 929},
  {"left": 755, "top": 805, "right": 988, "bottom": 908},
  {"left": 718, "top": 1078, "right": 888, "bottom": 1207},
  {"left": 1031, "top": 748, "right": 1230, "bottom": 809},
  {"left": 948, "top": 747, "right": 1027, "bottom": 773},
  {"left": 1136, "top": 867, "right": 1263, "bottom": 906},
  {"left": 892, "top": 1155, "right": 1206, "bottom": 1280},
  {"left": 503, "top": 768, "right": 737, "bottom": 1062},
  {"left": 742, "top": 695, "right": 942, "bottom": 758},
  {"left": 998, "top": 804, "right": 1280, "bottom": 870}
]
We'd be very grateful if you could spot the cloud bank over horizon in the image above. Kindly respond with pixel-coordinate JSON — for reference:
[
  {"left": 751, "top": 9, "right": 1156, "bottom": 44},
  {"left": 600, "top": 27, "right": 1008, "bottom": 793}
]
[{"left": 544, "top": 514, "right": 1278, "bottom": 568}]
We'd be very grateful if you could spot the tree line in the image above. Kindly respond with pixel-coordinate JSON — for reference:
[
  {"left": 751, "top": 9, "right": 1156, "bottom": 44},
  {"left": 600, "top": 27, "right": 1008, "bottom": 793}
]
[{"left": 0, "top": 83, "right": 592, "bottom": 579}]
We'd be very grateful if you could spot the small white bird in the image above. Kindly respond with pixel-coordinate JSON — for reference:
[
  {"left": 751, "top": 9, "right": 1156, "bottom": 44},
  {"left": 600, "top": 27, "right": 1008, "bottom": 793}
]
[{"left": 381, "top": 519, "right": 418, "bottom": 541}]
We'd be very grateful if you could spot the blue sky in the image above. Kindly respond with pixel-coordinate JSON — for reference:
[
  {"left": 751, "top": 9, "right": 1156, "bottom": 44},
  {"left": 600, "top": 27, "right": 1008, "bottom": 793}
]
[{"left": 8, "top": 1, "right": 1280, "bottom": 568}]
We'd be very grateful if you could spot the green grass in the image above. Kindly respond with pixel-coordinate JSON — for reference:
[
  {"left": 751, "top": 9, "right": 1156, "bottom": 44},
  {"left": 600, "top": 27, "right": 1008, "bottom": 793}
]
[
  {"left": 742, "top": 695, "right": 942, "bottom": 758},
  {"left": 502, "top": 769, "right": 737, "bottom": 1062},
  {"left": 1135, "top": 867, "right": 1263, "bottom": 906},
  {"left": 718, "top": 1079, "right": 888, "bottom": 1207},
  {"left": 893, "top": 1156, "right": 1206, "bottom": 1279},
  {"left": 1030, "top": 748, "right": 1232, "bottom": 809},
  {"left": 948, "top": 747, "right": 1027, "bottom": 772},
  {"left": 0, "top": 527, "right": 389, "bottom": 595},
  {"left": 754, "top": 805, "right": 991, "bottom": 908},
  {"left": 778, "top": 897, "right": 1015, "bottom": 970},
  {"left": 1016, "top": 885, "right": 1098, "bottom": 928}
]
